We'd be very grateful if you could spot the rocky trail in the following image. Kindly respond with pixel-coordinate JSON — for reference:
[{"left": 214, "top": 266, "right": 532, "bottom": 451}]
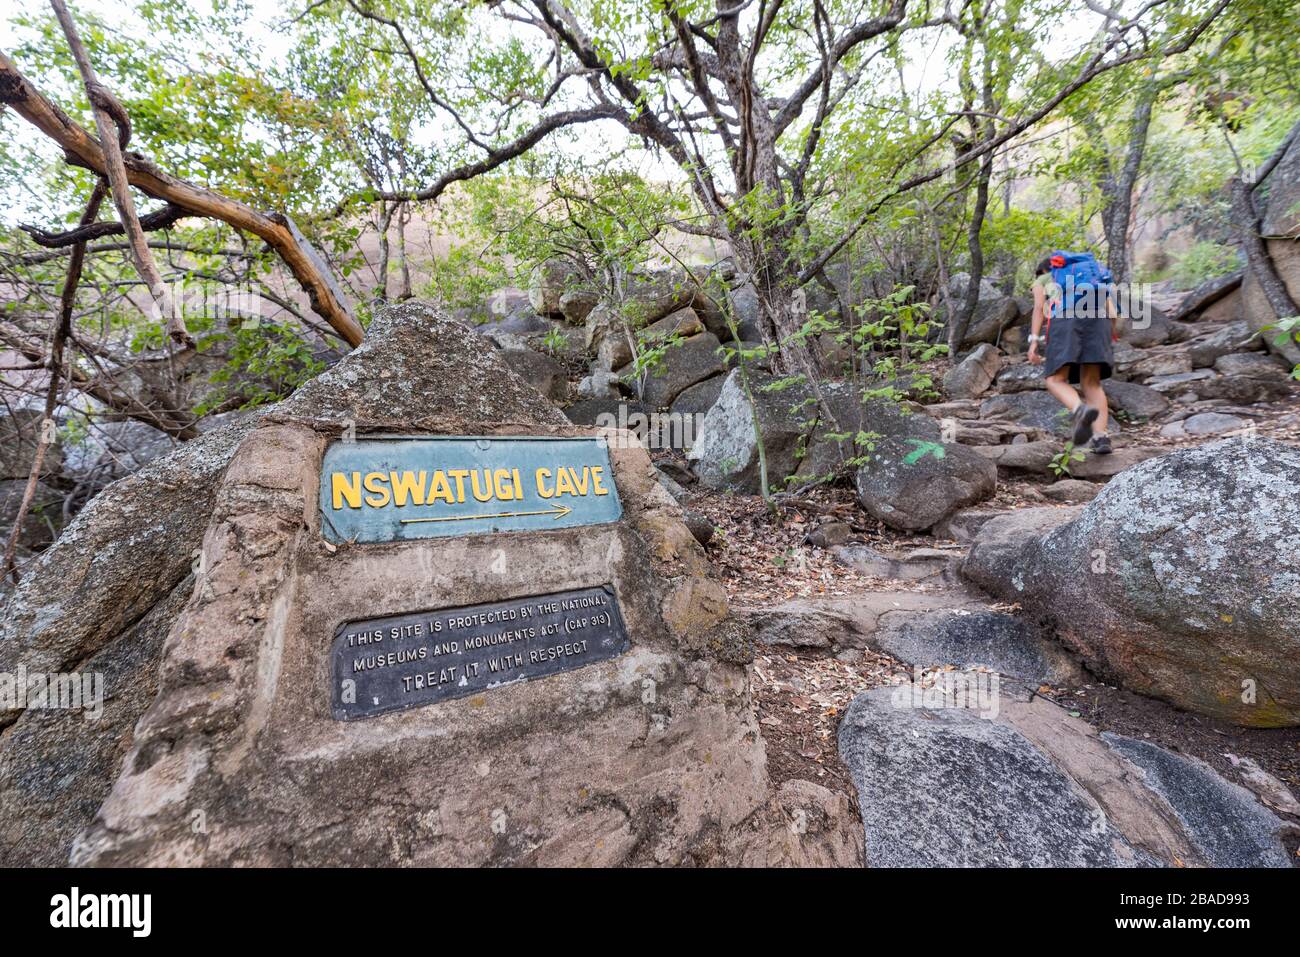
[
  {"left": 588, "top": 250, "right": 1300, "bottom": 866},
  {"left": 680, "top": 479, "right": 1300, "bottom": 866},
  {"left": 5, "top": 190, "right": 1300, "bottom": 866}
]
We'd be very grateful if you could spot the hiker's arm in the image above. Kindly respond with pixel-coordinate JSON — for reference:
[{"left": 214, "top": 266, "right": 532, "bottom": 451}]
[
  {"left": 1107, "top": 294, "right": 1119, "bottom": 340},
  {"left": 1028, "top": 284, "right": 1046, "bottom": 364}
]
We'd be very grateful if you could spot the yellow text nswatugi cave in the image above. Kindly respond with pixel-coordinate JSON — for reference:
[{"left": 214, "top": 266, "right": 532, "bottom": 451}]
[{"left": 330, "top": 466, "right": 611, "bottom": 510}]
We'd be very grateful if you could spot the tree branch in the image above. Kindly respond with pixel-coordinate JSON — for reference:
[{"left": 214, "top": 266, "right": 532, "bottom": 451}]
[{"left": 0, "top": 48, "right": 365, "bottom": 347}]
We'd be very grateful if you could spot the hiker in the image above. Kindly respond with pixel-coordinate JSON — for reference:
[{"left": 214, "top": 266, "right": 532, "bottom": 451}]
[{"left": 1027, "top": 251, "right": 1119, "bottom": 454}]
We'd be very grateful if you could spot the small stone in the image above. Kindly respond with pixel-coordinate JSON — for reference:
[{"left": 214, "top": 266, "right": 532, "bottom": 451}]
[{"left": 805, "top": 521, "right": 851, "bottom": 548}]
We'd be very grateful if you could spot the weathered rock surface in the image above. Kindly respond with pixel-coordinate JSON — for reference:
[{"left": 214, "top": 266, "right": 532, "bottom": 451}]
[
  {"left": 688, "top": 369, "right": 814, "bottom": 493},
  {"left": 1214, "top": 350, "right": 1292, "bottom": 381},
  {"left": 1102, "top": 379, "right": 1169, "bottom": 419},
  {"left": 943, "top": 344, "right": 1001, "bottom": 399},
  {"left": 854, "top": 439, "right": 996, "bottom": 531},
  {"left": 1041, "top": 478, "right": 1101, "bottom": 503},
  {"left": 963, "top": 439, "right": 1300, "bottom": 727},
  {"left": 54, "top": 302, "right": 842, "bottom": 868},
  {"left": 944, "top": 273, "right": 1020, "bottom": 349},
  {"left": 993, "top": 362, "right": 1045, "bottom": 393},
  {"left": 630, "top": 332, "right": 725, "bottom": 409},
  {"left": 1187, "top": 320, "right": 1260, "bottom": 368},
  {"left": 669, "top": 376, "right": 725, "bottom": 418},
  {"left": 563, "top": 397, "right": 648, "bottom": 428},
  {"left": 960, "top": 505, "right": 1083, "bottom": 589},
  {"left": 640, "top": 306, "right": 704, "bottom": 342},
  {"left": 1242, "top": 130, "right": 1300, "bottom": 366},
  {"left": 838, "top": 687, "right": 1151, "bottom": 866},
  {"left": 872, "top": 609, "right": 1083, "bottom": 684},
  {"left": 499, "top": 346, "right": 568, "bottom": 401},
  {"left": 70, "top": 410, "right": 841, "bottom": 866},
  {"left": 739, "top": 591, "right": 980, "bottom": 655},
  {"left": 1169, "top": 271, "right": 1243, "bottom": 324},
  {"left": 932, "top": 507, "right": 1007, "bottom": 543},
  {"left": 980, "top": 391, "right": 1075, "bottom": 437},
  {"left": 1159, "top": 411, "right": 1248, "bottom": 439},
  {"left": 796, "top": 386, "right": 940, "bottom": 485},
  {"left": 1068, "top": 444, "right": 1161, "bottom": 479},
  {"left": 0, "top": 302, "right": 569, "bottom": 866},
  {"left": 1102, "top": 735, "right": 1294, "bottom": 868},
  {"left": 830, "top": 544, "right": 956, "bottom": 581},
  {"left": 972, "top": 439, "right": 1059, "bottom": 475},
  {"left": 838, "top": 684, "right": 1291, "bottom": 867},
  {"left": 528, "top": 259, "right": 582, "bottom": 316},
  {"left": 0, "top": 579, "right": 190, "bottom": 865},
  {"left": 1118, "top": 304, "right": 1172, "bottom": 348}
]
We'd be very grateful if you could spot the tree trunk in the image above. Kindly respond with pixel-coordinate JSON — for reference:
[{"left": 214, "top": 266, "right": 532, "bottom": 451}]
[
  {"left": 376, "top": 201, "right": 395, "bottom": 303},
  {"left": 949, "top": 152, "right": 994, "bottom": 357},
  {"left": 1101, "top": 84, "right": 1158, "bottom": 285},
  {"left": 1231, "top": 175, "right": 1299, "bottom": 320},
  {"left": 397, "top": 205, "right": 413, "bottom": 300}
]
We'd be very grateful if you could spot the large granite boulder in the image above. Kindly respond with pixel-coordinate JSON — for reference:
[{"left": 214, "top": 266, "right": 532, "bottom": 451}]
[
  {"left": 70, "top": 411, "right": 853, "bottom": 866},
  {"left": 670, "top": 376, "right": 725, "bottom": 418},
  {"left": 980, "top": 391, "right": 1075, "bottom": 437},
  {"left": 943, "top": 343, "right": 1001, "bottom": 399},
  {"left": 626, "top": 332, "right": 725, "bottom": 409},
  {"left": 1186, "top": 319, "right": 1261, "bottom": 368},
  {"left": 872, "top": 609, "right": 1082, "bottom": 685},
  {"left": 687, "top": 369, "right": 815, "bottom": 493},
  {"left": 528, "top": 259, "right": 584, "bottom": 317},
  {"left": 838, "top": 685, "right": 1291, "bottom": 867},
  {"left": 1118, "top": 303, "right": 1173, "bottom": 348},
  {"left": 1102, "top": 379, "right": 1169, "bottom": 420},
  {"left": 0, "top": 302, "right": 568, "bottom": 866},
  {"left": 499, "top": 346, "right": 568, "bottom": 402},
  {"left": 13, "top": 302, "right": 842, "bottom": 868},
  {"left": 962, "top": 439, "right": 1300, "bottom": 726},
  {"left": 795, "top": 384, "right": 941, "bottom": 485},
  {"left": 727, "top": 280, "right": 763, "bottom": 341},
  {"left": 944, "top": 274, "right": 1020, "bottom": 349},
  {"left": 960, "top": 506, "right": 1083, "bottom": 586},
  {"left": 854, "top": 438, "right": 997, "bottom": 532}
]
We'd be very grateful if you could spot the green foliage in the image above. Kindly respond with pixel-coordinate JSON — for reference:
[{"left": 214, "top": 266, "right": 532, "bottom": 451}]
[
  {"left": 540, "top": 326, "right": 570, "bottom": 355},
  {"left": 1169, "top": 241, "right": 1242, "bottom": 290},
  {"left": 195, "top": 320, "right": 325, "bottom": 415},
  {"left": 980, "top": 207, "right": 1085, "bottom": 290},
  {"left": 1050, "top": 442, "right": 1086, "bottom": 478}
]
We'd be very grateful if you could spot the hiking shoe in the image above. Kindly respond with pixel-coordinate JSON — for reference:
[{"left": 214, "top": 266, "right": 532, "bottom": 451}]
[
  {"left": 1071, "top": 404, "right": 1099, "bottom": 445},
  {"left": 1090, "top": 434, "right": 1113, "bottom": 455}
]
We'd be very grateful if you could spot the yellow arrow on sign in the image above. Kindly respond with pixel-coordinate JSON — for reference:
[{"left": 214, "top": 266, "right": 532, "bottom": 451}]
[{"left": 399, "top": 503, "right": 573, "bottom": 525}]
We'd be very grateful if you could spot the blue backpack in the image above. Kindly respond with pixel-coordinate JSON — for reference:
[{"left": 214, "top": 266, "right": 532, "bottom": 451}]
[{"left": 1048, "top": 250, "right": 1113, "bottom": 320}]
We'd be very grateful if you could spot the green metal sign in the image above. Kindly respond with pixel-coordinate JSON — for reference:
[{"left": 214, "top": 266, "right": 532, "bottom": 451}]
[{"left": 319, "top": 435, "right": 622, "bottom": 544}]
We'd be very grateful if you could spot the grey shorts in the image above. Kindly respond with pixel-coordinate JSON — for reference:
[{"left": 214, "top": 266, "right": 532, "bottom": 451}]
[{"left": 1044, "top": 311, "right": 1113, "bottom": 383}]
